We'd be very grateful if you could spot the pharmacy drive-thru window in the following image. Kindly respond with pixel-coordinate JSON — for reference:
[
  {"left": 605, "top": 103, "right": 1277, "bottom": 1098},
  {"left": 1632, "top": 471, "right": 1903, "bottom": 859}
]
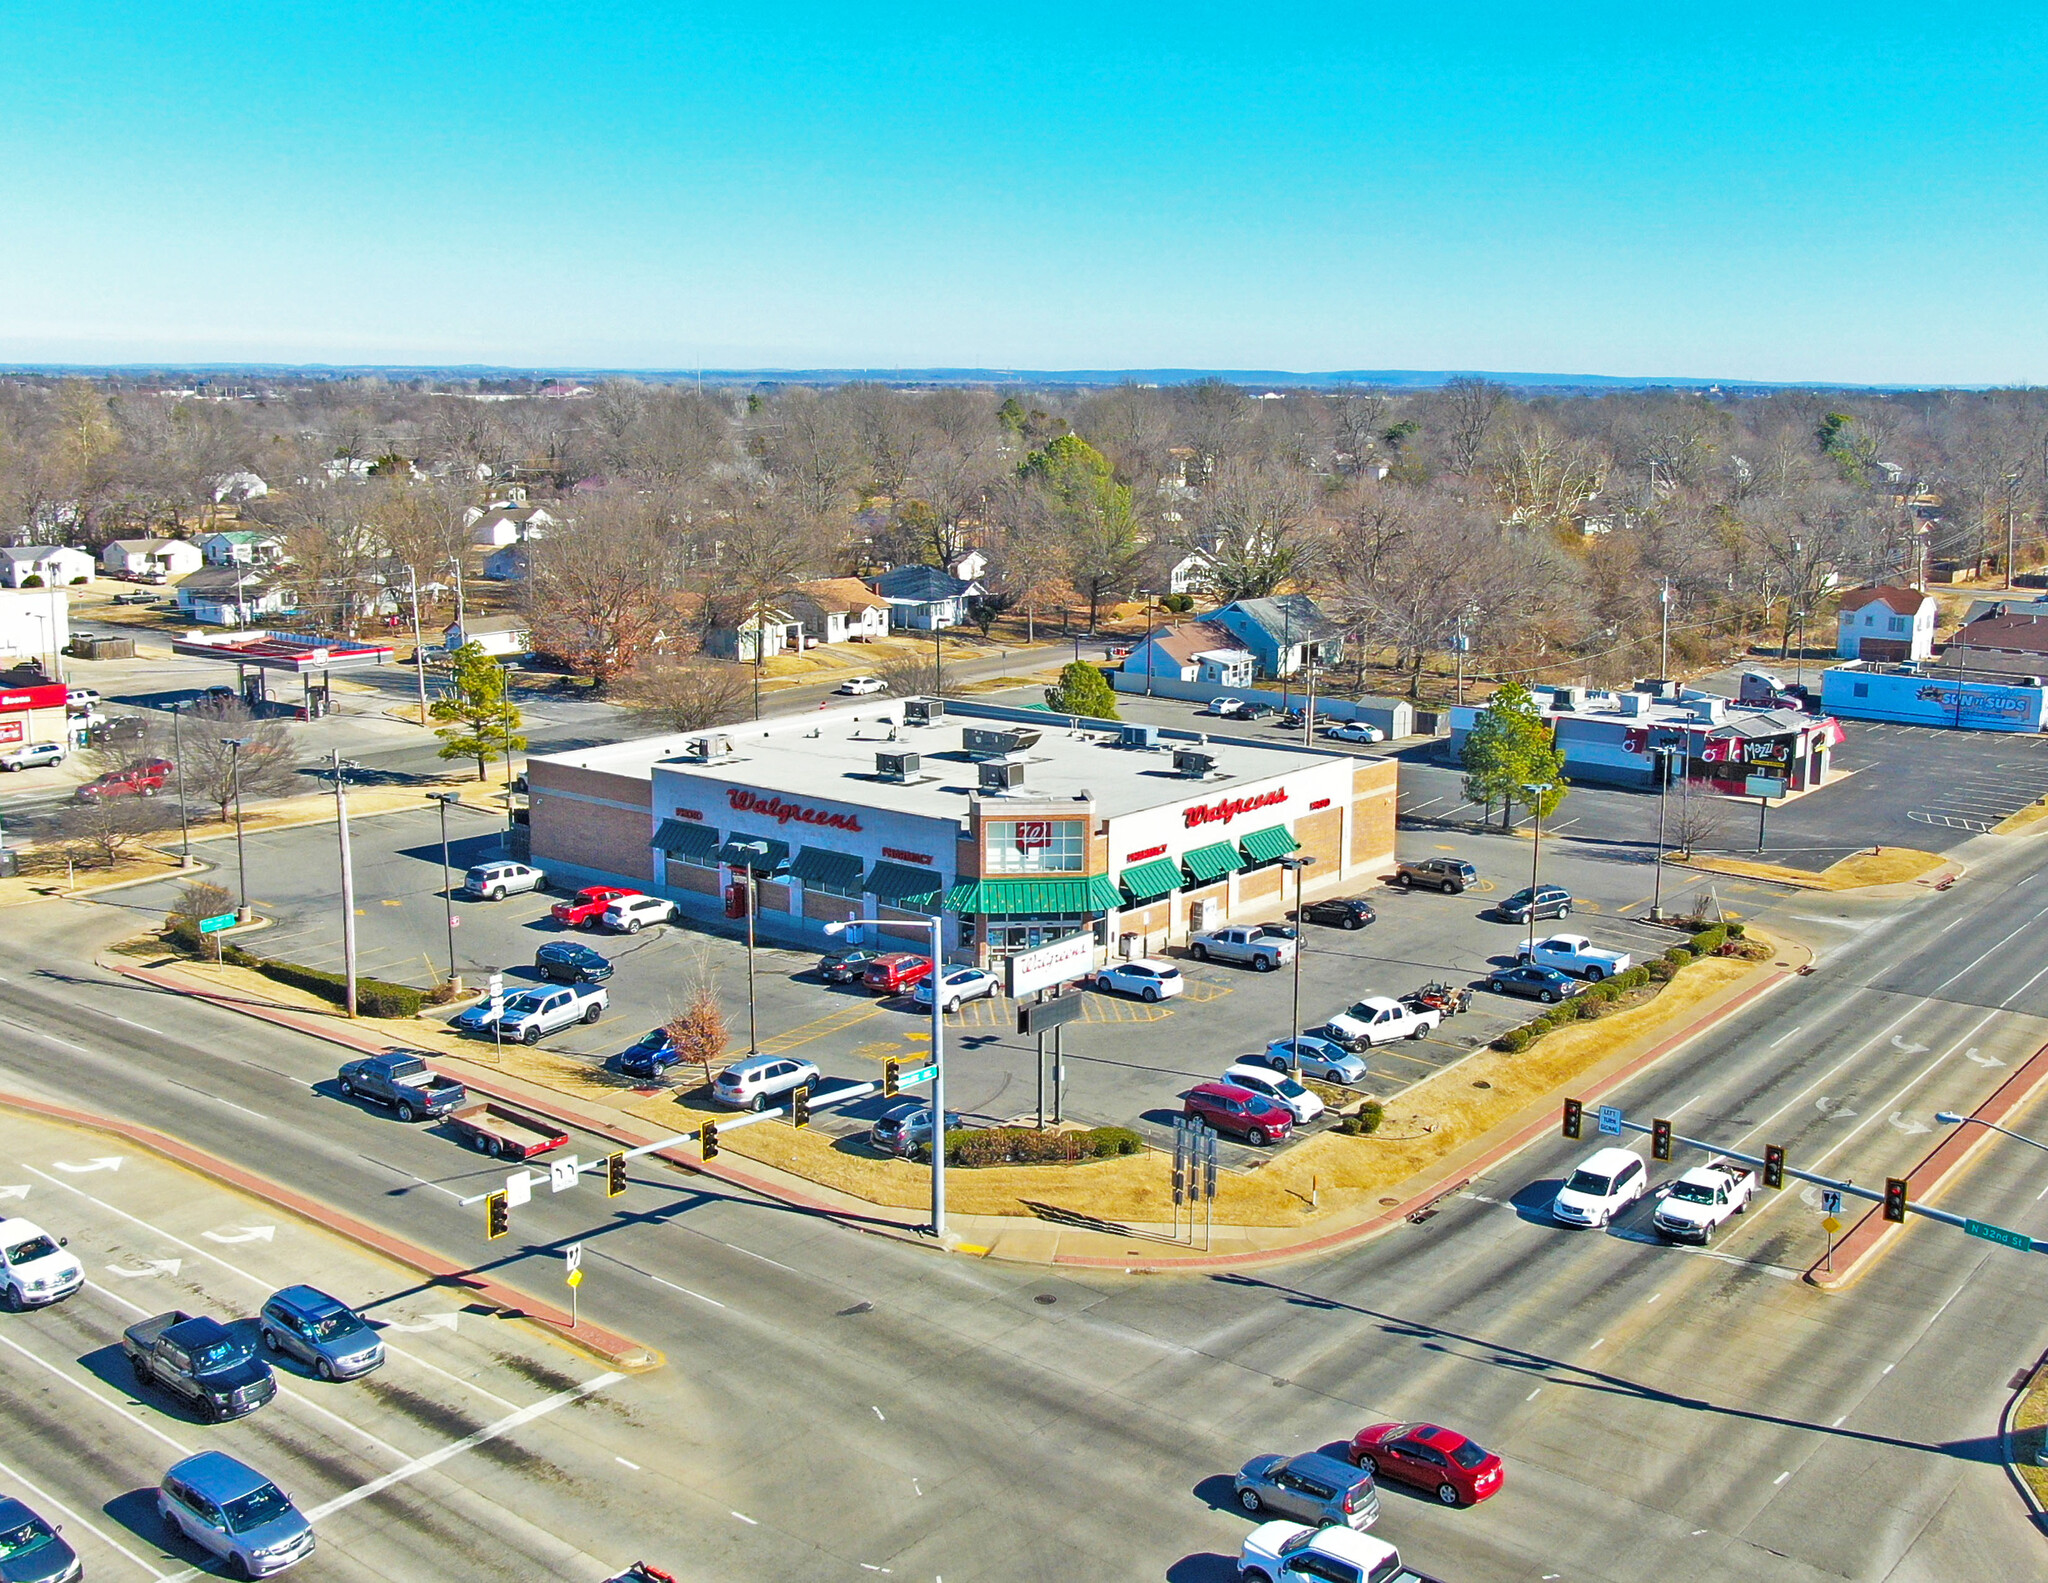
[{"left": 524, "top": 699, "right": 1398, "bottom": 968}]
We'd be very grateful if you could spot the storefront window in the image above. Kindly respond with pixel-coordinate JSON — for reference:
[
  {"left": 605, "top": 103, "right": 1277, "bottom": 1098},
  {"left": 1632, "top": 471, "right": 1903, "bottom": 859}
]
[
  {"left": 983, "top": 818, "right": 1085, "bottom": 874},
  {"left": 971, "top": 915, "right": 1104, "bottom": 955}
]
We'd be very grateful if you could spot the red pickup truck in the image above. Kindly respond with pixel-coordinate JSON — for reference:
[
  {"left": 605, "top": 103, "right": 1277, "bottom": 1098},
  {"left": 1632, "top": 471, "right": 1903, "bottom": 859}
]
[
  {"left": 551, "top": 885, "right": 639, "bottom": 929},
  {"left": 77, "top": 759, "right": 173, "bottom": 801},
  {"left": 862, "top": 953, "right": 933, "bottom": 995}
]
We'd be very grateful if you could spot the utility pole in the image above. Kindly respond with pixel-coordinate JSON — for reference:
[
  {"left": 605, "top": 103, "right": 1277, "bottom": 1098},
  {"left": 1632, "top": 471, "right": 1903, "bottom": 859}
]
[
  {"left": 222, "top": 737, "right": 251, "bottom": 920},
  {"left": 329, "top": 750, "right": 358, "bottom": 1017},
  {"left": 1141, "top": 591, "right": 1157, "bottom": 699},
  {"left": 170, "top": 704, "right": 192, "bottom": 864},
  {"left": 1650, "top": 742, "right": 1671, "bottom": 920},
  {"left": 1523, "top": 781, "right": 1555, "bottom": 961},
  {"left": 745, "top": 863, "right": 759, "bottom": 1054},
  {"left": 429, "top": 790, "right": 461, "bottom": 990},
  {"left": 1659, "top": 577, "right": 1672, "bottom": 681},
  {"left": 407, "top": 566, "right": 430, "bottom": 726},
  {"left": 1280, "top": 855, "right": 1315, "bottom": 1073}
]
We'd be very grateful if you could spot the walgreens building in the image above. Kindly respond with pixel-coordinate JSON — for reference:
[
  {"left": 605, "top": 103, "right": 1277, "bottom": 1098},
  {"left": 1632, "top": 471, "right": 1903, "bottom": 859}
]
[{"left": 528, "top": 698, "right": 1397, "bottom": 968}]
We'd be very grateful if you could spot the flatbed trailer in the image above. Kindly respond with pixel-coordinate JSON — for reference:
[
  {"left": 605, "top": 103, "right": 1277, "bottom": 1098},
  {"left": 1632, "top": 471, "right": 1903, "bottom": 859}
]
[{"left": 445, "top": 1101, "right": 569, "bottom": 1160}]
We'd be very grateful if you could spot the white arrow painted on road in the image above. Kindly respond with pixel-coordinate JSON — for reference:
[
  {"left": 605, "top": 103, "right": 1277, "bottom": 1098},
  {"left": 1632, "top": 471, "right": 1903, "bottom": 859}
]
[
  {"left": 1889, "top": 1112, "right": 1933, "bottom": 1136},
  {"left": 53, "top": 1157, "right": 123, "bottom": 1174},
  {"left": 201, "top": 1226, "right": 275, "bottom": 1245},
  {"left": 0, "top": 1185, "right": 27, "bottom": 1202},
  {"left": 1815, "top": 1097, "right": 1858, "bottom": 1120},
  {"left": 1800, "top": 1185, "right": 1825, "bottom": 1210},
  {"left": 105, "top": 1259, "right": 181, "bottom": 1278},
  {"left": 1890, "top": 1037, "right": 1929, "bottom": 1055},
  {"left": 371, "top": 1313, "right": 459, "bottom": 1334},
  {"left": 1965, "top": 1047, "right": 2007, "bottom": 1068}
]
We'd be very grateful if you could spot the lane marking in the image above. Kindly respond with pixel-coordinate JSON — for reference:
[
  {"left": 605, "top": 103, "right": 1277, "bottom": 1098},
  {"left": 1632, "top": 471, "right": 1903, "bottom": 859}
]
[
  {"left": 1730, "top": 1004, "right": 1929, "bottom": 1149},
  {"left": 732, "top": 1511, "right": 758, "bottom": 1525},
  {"left": 166, "top": 1078, "right": 267, "bottom": 1120},
  {"left": 304, "top": 1371, "right": 624, "bottom": 1520},
  {"left": 616, "top": 1456, "right": 641, "bottom": 1470},
  {"left": 1773, "top": 1470, "right": 1790, "bottom": 1485},
  {"left": 648, "top": 1272, "right": 726, "bottom": 1309},
  {"left": 1645, "top": 1292, "right": 1661, "bottom": 1305},
  {"left": 872, "top": 1404, "right": 887, "bottom": 1420},
  {"left": 0, "top": 1449, "right": 171, "bottom": 1581},
  {"left": 0, "top": 1331, "right": 193, "bottom": 1456},
  {"left": 1767, "top": 1026, "right": 1802, "bottom": 1049},
  {"left": 1526, "top": 1387, "right": 1542, "bottom": 1401}
]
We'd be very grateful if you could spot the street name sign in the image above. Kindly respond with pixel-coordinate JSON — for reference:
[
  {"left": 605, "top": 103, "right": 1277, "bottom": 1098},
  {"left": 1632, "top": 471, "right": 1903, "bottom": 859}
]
[
  {"left": 1965, "top": 1218, "right": 2032, "bottom": 1251},
  {"left": 196, "top": 913, "right": 237, "bottom": 934}
]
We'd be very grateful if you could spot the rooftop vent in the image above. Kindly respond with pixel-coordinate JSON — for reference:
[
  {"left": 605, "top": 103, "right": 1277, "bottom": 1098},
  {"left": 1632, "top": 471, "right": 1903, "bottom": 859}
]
[
  {"left": 903, "top": 699, "right": 945, "bottom": 726},
  {"left": 1173, "top": 749, "right": 1217, "bottom": 778},
  {"left": 875, "top": 750, "right": 921, "bottom": 783},
  {"left": 963, "top": 726, "right": 1042, "bottom": 759}
]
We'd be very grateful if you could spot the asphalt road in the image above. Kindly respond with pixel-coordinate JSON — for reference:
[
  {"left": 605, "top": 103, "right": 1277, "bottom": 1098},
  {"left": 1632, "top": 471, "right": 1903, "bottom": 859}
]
[{"left": 4, "top": 747, "right": 2048, "bottom": 1580}]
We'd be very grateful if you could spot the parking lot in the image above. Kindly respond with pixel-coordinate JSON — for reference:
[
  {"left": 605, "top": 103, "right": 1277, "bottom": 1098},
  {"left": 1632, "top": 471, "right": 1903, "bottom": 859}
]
[
  {"left": 114, "top": 795, "right": 1720, "bottom": 1164},
  {"left": 0, "top": 1107, "right": 659, "bottom": 1581}
]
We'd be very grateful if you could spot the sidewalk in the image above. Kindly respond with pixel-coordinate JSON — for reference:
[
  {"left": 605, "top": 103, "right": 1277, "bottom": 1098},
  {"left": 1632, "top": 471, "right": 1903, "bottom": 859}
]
[{"left": 112, "top": 936, "right": 1805, "bottom": 1273}]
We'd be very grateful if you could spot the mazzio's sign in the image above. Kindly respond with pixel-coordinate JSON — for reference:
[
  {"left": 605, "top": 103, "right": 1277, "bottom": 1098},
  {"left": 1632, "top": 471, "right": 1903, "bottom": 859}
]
[
  {"left": 726, "top": 788, "right": 863, "bottom": 832},
  {"left": 1184, "top": 787, "right": 1287, "bottom": 829}
]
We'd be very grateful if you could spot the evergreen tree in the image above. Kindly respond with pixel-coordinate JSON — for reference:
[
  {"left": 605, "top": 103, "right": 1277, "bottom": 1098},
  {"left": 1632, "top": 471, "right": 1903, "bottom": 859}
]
[
  {"left": 1044, "top": 660, "right": 1122, "bottom": 721},
  {"left": 433, "top": 641, "right": 527, "bottom": 781},
  {"left": 1460, "top": 681, "right": 1565, "bottom": 829}
]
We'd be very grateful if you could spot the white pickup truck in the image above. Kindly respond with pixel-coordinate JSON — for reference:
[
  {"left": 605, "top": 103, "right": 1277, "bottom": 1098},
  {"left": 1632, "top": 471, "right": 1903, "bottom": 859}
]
[
  {"left": 1652, "top": 1159, "right": 1755, "bottom": 1243},
  {"left": 1191, "top": 925, "right": 1297, "bottom": 971},
  {"left": 1515, "top": 933, "right": 1632, "bottom": 981},
  {"left": 1323, "top": 995, "right": 1441, "bottom": 1049},
  {"left": 452, "top": 982, "right": 607, "bottom": 1044}
]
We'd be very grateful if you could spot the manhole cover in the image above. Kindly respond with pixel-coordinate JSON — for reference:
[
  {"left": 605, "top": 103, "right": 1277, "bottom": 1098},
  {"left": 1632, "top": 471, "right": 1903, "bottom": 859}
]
[
  {"left": 1379, "top": 1197, "right": 1398, "bottom": 1205},
  {"left": 1472, "top": 1080, "right": 1491, "bottom": 1089},
  {"left": 1035, "top": 1294, "right": 1058, "bottom": 1305}
]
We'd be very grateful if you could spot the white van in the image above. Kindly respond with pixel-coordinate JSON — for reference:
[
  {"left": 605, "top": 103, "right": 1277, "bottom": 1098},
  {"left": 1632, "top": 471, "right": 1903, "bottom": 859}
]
[{"left": 1550, "top": 1147, "right": 1648, "bottom": 1228}]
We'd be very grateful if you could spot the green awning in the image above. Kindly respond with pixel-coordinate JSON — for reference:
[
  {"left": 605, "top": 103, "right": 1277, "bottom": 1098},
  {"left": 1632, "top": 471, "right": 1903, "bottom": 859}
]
[
  {"left": 1118, "top": 857, "right": 1182, "bottom": 904},
  {"left": 788, "top": 846, "right": 864, "bottom": 889},
  {"left": 945, "top": 874, "right": 1124, "bottom": 915},
  {"left": 651, "top": 819, "right": 719, "bottom": 862},
  {"left": 867, "top": 860, "right": 943, "bottom": 904},
  {"left": 716, "top": 836, "right": 789, "bottom": 873},
  {"left": 1182, "top": 840, "right": 1244, "bottom": 885},
  {"left": 1238, "top": 824, "right": 1300, "bottom": 865}
]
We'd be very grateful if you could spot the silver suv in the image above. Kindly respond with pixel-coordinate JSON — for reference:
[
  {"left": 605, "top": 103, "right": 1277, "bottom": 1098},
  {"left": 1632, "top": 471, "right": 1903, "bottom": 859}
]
[
  {"left": 1234, "top": 1451, "right": 1380, "bottom": 1531},
  {"left": 712, "top": 1054, "right": 821, "bottom": 1111},
  {"left": 158, "top": 1451, "right": 314, "bottom": 1577},
  {"left": 462, "top": 860, "right": 547, "bottom": 900}
]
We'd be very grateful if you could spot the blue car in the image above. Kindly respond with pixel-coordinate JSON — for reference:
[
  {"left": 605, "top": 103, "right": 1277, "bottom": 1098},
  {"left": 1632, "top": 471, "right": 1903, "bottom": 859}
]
[
  {"left": 618, "top": 1028, "right": 683, "bottom": 1080},
  {"left": 258, "top": 1285, "right": 385, "bottom": 1381}
]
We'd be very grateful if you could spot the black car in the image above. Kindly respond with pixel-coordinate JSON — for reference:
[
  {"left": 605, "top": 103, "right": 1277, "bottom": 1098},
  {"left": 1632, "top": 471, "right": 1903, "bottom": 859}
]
[
  {"left": 618, "top": 1028, "right": 683, "bottom": 1079},
  {"left": 1486, "top": 963, "right": 1583, "bottom": 1003},
  {"left": 818, "top": 948, "right": 884, "bottom": 983},
  {"left": 1234, "top": 701, "right": 1276, "bottom": 719},
  {"left": 1497, "top": 884, "right": 1573, "bottom": 923},
  {"left": 1300, "top": 896, "right": 1377, "bottom": 930},
  {"left": 534, "top": 940, "right": 613, "bottom": 984},
  {"left": 1396, "top": 857, "right": 1477, "bottom": 894}
]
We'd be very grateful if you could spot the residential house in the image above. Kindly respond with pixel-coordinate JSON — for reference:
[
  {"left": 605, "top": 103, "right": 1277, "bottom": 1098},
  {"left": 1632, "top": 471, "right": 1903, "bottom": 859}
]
[
  {"left": 703, "top": 604, "right": 800, "bottom": 663},
  {"left": 99, "top": 538, "right": 204, "bottom": 580},
  {"left": 1167, "top": 552, "right": 1216, "bottom": 597},
  {"left": 946, "top": 549, "right": 989, "bottom": 584},
  {"left": 442, "top": 615, "right": 531, "bottom": 659},
  {"left": 1938, "top": 611, "right": 2048, "bottom": 678},
  {"left": 209, "top": 471, "right": 269, "bottom": 504},
  {"left": 467, "top": 504, "right": 558, "bottom": 548},
  {"left": 868, "top": 564, "right": 981, "bottom": 631},
  {"left": 1835, "top": 585, "right": 1937, "bottom": 662},
  {"left": 198, "top": 529, "right": 288, "bottom": 567},
  {"left": 1120, "top": 619, "right": 1256, "bottom": 688},
  {"left": 1211, "top": 595, "right": 1344, "bottom": 679},
  {"left": 175, "top": 567, "right": 294, "bottom": 626},
  {"left": 786, "top": 578, "right": 891, "bottom": 646},
  {"left": 483, "top": 544, "right": 533, "bottom": 582},
  {"left": 0, "top": 545, "right": 94, "bottom": 588}
]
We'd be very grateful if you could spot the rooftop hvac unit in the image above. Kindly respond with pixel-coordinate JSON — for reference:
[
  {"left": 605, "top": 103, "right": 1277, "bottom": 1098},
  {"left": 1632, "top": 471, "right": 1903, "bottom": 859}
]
[
  {"left": 977, "top": 758, "right": 1026, "bottom": 792},
  {"left": 1173, "top": 749, "right": 1216, "bottom": 778},
  {"left": 903, "top": 699, "right": 945, "bottom": 726},
  {"left": 1553, "top": 686, "right": 1587, "bottom": 712},
  {"left": 875, "top": 750, "right": 920, "bottom": 782},
  {"left": 1118, "top": 724, "right": 1159, "bottom": 750},
  {"left": 1618, "top": 691, "right": 1650, "bottom": 717},
  {"left": 962, "top": 726, "right": 1042, "bottom": 758},
  {"left": 685, "top": 733, "right": 735, "bottom": 762}
]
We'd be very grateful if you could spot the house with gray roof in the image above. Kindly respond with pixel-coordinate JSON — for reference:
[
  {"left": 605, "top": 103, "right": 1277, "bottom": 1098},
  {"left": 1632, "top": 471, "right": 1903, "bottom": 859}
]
[{"left": 1211, "top": 595, "right": 1344, "bottom": 679}]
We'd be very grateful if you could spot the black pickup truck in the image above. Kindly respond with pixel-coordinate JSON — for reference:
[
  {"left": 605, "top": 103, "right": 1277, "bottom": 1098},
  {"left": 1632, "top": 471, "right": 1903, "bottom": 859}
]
[
  {"left": 122, "top": 1310, "right": 276, "bottom": 1421},
  {"left": 336, "top": 1051, "right": 467, "bottom": 1121}
]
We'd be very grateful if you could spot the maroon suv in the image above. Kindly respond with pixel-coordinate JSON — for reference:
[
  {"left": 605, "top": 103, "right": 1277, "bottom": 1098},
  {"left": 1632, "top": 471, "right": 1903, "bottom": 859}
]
[
  {"left": 862, "top": 953, "right": 933, "bottom": 995},
  {"left": 1183, "top": 1081, "right": 1295, "bottom": 1146}
]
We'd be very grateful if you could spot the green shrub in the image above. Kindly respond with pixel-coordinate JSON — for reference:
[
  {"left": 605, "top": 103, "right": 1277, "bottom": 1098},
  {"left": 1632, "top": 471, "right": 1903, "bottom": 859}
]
[
  {"left": 1356, "top": 1099, "right": 1383, "bottom": 1132},
  {"left": 1584, "top": 980, "right": 1623, "bottom": 1002},
  {"left": 1085, "top": 1126, "right": 1144, "bottom": 1157},
  {"left": 1725, "top": 922, "right": 1746, "bottom": 938},
  {"left": 940, "top": 1126, "right": 1145, "bottom": 1167},
  {"left": 254, "top": 959, "right": 424, "bottom": 1018},
  {"left": 1690, "top": 926, "right": 1728, "bottom": 956},
  {"left": 1615, "top": 964, "right": 1652, "bottom": 990},
  {"left": 1665, "top": 945, "right": 1694, "bottom": 966},
  {"left": 1492, "top": 1027, "right": 1535, "bottom": 1053},
  {"left": 1646, "top": 957, "right": 1679, "bottom": 982}
]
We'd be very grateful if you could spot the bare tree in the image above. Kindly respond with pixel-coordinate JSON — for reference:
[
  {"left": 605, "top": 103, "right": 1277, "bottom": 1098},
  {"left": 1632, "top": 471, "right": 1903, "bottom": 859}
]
[
  {"left": 57, "top": 794, "right": 173, "bottom": 870},
  {"left": 665, "top": 983, "right": 730, "bottom": 1090},
  {"left": 1436, "top": 377, "right": 1508, "bottom": 474},
  {"left": 182, "top": 701, "right": 302, "bottom": 820},
  {"left": 524, "top": 489, "right": 683, "bottom": 687},
  {"left": 617, "top": 660, "right": 752, "bottom": 733},
  {"left": 1187, "top": 459, "right": 1320, "bottom": 600}
]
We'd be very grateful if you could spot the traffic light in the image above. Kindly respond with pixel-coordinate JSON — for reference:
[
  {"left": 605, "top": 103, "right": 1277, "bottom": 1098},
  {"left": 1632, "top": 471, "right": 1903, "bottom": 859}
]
[
  {"left": 883, "top": 1059, "right": 900, "bottom": 1098},
  {"left": 1651, "top": 1118, "right": 1672, "bottom": 1162},
  {"left": 701, "top": 1121, "right": 720, "bottom": 1161},
  {"left": 790, "top": 1084, "right": 811, "bottom": 1129},
  {"left": 605, "top": 1151, "right": 626, "bottom": 1197},
  {"left": 1884, "top": 1176, "right": 1909, "bottom": 1223},
  {"left": 1763, "top": 1144, "right": 1785, "bottom": 1190},
  {"left": 1562, "top": 1098, "right": 1583, "bottom": 1140},
  {"left": 484, "top": 1190, "right": 509, "bottom": 1240}
]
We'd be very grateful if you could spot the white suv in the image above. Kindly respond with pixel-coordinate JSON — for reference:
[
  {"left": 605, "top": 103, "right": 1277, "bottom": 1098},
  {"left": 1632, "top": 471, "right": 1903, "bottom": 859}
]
[
  {"left": 1223, "top": 1064, "right": 1325, "bottom": 1125},
  {"left": 712, "top": 1055, "right": 821, "bottom": 1111},
  {"left": 0, "top": 1216, "right": 84, "bottom": 1309},
  {"left": 1551, "top": 1146, "right": 1648, "bottom": 1228},
  {"left": 462, "top": 860, "right": 546, "bottom": 900},
  {"left": 602, "top": 894, "right": 678, "bottom": 933}
]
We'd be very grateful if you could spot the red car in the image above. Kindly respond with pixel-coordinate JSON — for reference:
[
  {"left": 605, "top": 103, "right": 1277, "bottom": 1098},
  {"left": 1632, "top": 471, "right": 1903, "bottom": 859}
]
[
  {"left": 1348, "top": 1422, "right": 1503, "bottom": 1507},
  {"left": 552, "top": 886, "right": 640, "bottom": 929},
  {"left": 862, "top": 953, "right": 933, "bottom": 995},
  {"left": 1182, "top": 1081, "right": 1294, "bottom": 1146},
  {"left": 76, "top": 759, "right": 173, "bottom": 801}
]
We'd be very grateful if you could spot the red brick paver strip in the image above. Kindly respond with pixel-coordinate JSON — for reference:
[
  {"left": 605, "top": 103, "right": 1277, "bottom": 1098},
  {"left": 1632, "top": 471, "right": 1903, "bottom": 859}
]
[{"left": 1807, "top": 1039, "right": 2048, "bottom": 1291}]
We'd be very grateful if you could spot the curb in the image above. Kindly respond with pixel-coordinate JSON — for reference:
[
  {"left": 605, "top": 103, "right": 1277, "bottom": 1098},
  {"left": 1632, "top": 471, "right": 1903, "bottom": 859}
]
[
  {"left": 1806, "top": 1039, "right": 2048, "bottom": 1291},
  {"left": 0, "top": 1085, "right": 660, "bottom": 1372},
  {"left": 2002, "top": 1362, "right": 2047, "bottom": 1523}
]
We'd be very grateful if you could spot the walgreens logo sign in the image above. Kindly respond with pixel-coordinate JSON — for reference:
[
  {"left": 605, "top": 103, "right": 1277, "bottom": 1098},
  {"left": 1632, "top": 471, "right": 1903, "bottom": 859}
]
[
  {"left": 727, "top": 788, "right": 863, "bottom": 832},
  {"left": 1183, "top": 787, "right": 1287, "bottom": 829}
]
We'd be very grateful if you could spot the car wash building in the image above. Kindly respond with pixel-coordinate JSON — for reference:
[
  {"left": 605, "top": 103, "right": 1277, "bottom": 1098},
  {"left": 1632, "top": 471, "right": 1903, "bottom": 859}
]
[
  {"left": 1821, "top": 660, "right": 2048, "bottom": 732},
  {"left": 528, "top": 698, "right": 1398, "bottom": 969}
]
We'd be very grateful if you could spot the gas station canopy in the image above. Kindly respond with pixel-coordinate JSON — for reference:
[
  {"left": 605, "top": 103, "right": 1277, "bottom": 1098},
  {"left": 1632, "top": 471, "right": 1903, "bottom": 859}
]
[{"left": 170, "top": 630, "right": 394, "bottom": 672}]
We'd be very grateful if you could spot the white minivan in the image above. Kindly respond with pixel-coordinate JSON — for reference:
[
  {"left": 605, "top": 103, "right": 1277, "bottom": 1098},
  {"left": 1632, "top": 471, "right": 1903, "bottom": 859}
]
[{"left": 1550, "top": 1147, "right": 1648, "bottom": 1228}]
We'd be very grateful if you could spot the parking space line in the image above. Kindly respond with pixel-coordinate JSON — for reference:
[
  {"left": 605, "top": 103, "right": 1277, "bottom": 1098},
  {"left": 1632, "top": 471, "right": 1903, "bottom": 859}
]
[
  {"left": 755, "top": 1000, "right": 885, "bottom": 1055},
  {"left": 0, "top": 1450, "right": 172, "bottom": 1580}
]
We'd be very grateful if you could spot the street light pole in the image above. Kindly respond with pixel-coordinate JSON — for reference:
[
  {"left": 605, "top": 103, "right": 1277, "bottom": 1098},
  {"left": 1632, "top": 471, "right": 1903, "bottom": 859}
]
[
  {"left": 745, "top": 863, "right": 759, "bottom": 1054},
  {"left": 1659, "top": 577, "right": 1672, "bottom": 681},
  {"left": 1279, "top": 855, "right": 1316, "bottom": 1073},
  {"left": 1141, "top": 591, "right": 1157, "bottom": 699},
  {"left": 329, "top": 750, "right": 358, "bottom": 1017},
  {"left": 428, "top": 790, "right": 461, "bottom": 990},
  {"left": 1650, "top": 744, "right": 1671, "bottom": 920},
  {"left": 222, "top": 737, "right": 251, "bottom": 920},
  {"left": 1522, "top": 781, "right": 1555, "bottom": 961},
  {"left": 170, "top": 704, "right": 191, "bottom": 864},
  {"left": 1794, "top": 607, "right": 1808, "bottom": 692},
  {"left": 1934, "top": 1112, "right": 2048, "bottom": 1152},
  {"left": 406, "top": 566, "right": 430, "bottom": 726}
]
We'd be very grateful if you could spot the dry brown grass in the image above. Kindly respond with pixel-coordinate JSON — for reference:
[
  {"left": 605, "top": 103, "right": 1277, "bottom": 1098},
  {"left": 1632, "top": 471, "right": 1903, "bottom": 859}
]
[
  {"left": 1995, "top": 799, "right": 2048, "bottom": 837},
  {"left": 1686, "top": 847, "right": 1944, "bottom": 891},
  {"left": 2014, "top": 1370, "right": 2048, "bottom": 1505}
]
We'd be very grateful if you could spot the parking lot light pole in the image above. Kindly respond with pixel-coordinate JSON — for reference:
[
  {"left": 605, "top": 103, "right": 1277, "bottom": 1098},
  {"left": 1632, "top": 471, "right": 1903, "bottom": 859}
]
[
  {"left": 329, "top": 751, "right": 359, "bottom": 1017},
  {"left": 221, "top": 737, "right": 251, "bottom": 920},
  {"left": 428, "top": 791, "right": 462, "bottom": 990},
  {"left": 1522, "top": 781, "right": 1555, "bottom": 960},
  {"left": 170, "top": 703, "right": 192, "bottom": 864},
  {"left": 1140, "top": 589, "right": 1158, "bottom": 698},
  {"left": 1650, "top": 742, "right": 1672, "bottom": 920},
  {"left": 1279, "top": 855, "right": 1316, "bottom": 1074},
  {"left": 745, "top": 864, "right": 759, "bottom": 1053},
  {"left": 827, "top": 914, "right": 946, "bottom": 1242}
]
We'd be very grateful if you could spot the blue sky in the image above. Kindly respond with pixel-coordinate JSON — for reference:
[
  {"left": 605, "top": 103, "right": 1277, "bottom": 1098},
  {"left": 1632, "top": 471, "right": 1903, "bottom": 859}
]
[{"left": 3, "top": 3, "right": 2046, "bottom": 381}]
